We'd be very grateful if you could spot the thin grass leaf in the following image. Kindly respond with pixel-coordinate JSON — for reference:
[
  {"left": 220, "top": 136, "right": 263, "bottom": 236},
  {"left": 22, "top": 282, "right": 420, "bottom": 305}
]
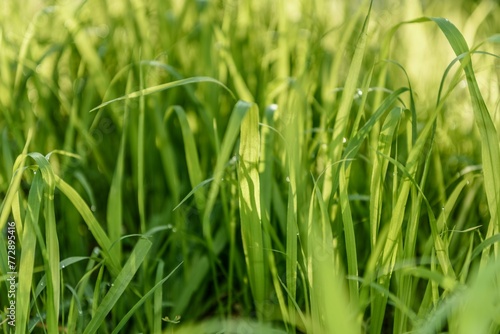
[
  {"left": 0, "top": 130, "right": 32, "bottom": 232},
  {"left": 55, "top": 175, "right": 121, "bottom": 277},
  {"left": 111, "top": 261, "right": 182, "bottom": 334},
  {"left": 83, "top": 237, "right": 152, "bottom": 334},
  {"left": 322, "top": 0, "right": 372, "bottom": 204},
  {"left": 15, "top": 172, "right": 43, "bottom": 334},
  {"left": 89, "top": 77, "right": 234, "bottom": 113},
  {"left": 28, "top": 152, "right": 59, "bottom": 333},
  {"left": 153, "top": 260, "right": 165, "bottom": 334}
]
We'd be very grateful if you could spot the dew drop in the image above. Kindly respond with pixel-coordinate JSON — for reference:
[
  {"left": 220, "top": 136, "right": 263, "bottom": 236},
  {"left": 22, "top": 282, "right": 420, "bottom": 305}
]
[
  {"left": 61, "top": 265, "right": 65, "bottom": 269},
  {"left": 111, "top": 284, "right": 114, "bottom": 287},
  {"left": 343, "top": 137, "right": 347, "bottom": 143},
  {"left": 286, "top": 176, "right": 290, "bottom": 183},
  {"left": 91, "top": 205, "right": 96, "bottom": 212}
]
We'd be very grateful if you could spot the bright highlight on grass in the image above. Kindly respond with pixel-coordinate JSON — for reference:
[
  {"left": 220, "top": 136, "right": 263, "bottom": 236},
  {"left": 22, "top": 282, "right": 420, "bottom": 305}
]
[{"left": 0, "top": 0, "right": 499, "bottom": 333}]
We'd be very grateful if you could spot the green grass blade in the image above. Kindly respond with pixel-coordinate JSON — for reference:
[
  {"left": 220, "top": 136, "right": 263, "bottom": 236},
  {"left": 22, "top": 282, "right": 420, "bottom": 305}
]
[
  {"left": 369, "top": 107, "right": 403, "bottom": 248},
  {"left": 0, "top": 130, "right": 32, "bottom": 232},
  {"left": 55, "top": 175, "right": 121, "bottom": 277},
  {"left": 83, "top": 237, "right": 152, "bottom": 334},
  {"left": 322, "top": 0, "right": 372, "bottom": 204},
  {"left": 237, "top": 102, "right": 267, "bottom": 318},
  {"left": 173, "top": 106, "right": 205, "bottom": 211},
  {"left": 89, "top": 77, "right": 234, "bottom": 113},
  {"left": 29, "top": 152, "right": 59, "bottom": 333},
  {"left": 111, "top": 261, "right": 183, "bottom": 334},
  {"left": 430, "top": 17, "right": 500, "bottom": 260},
  {"left": 15, "top": 172, "right": 43, "bottom": 334},
  {"left": 153, "top": 260, "right": 165, "bottom": 334}
]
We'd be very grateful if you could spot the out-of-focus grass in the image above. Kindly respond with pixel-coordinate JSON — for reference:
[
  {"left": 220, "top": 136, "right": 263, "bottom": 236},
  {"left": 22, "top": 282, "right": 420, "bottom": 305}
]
[{"left": 0, "top": 0, "right": 499, "bottom": 333}]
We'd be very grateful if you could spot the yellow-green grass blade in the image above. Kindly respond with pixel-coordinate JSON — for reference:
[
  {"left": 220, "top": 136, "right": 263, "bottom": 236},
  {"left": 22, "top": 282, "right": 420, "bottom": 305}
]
[
  {"left": 369, "top": 107, "right": 403, "bottom": 248},
  {"left": 371, "top": 114, "right": 437, "bottom": 334},
  {"left": 213, "top": 27, "right": 254, "bottom": 102},
  {"left": 339, "top": 165, "right": 359, "bottom": 305},
  {"left": 111, "top": 261, "right": 183, "bottom": 334},
  {"left": 322, "top": 0, "right": 372, "bottom": 204},
  {"left": 15, "top": 172, "right": 43, "bottom": 334},
  {"left": 260, "top": 105, "right": 289, "bottom": 326},
  {"left": 430, "top": 17, "right": 500, "bottom": 261},
  {"left": 83, "top": 237, "right": 152, "bottom": 334},
  {"left": 58, "top": 2, "right": 109, "bottom": 98},
  {"left": 202, "top": 100, "right": 249, "bottom": 284},
  {"left": 237, "top": 102, "right": 267, "bottom": 319},
  {"left": 0, "top": 130, "right": 32, "bottom": 232},
  {"left": 454, "top": 259, "right": 500, "bottom": 334},
  {"left": 55, "top": 175, "right": 121, "bottom": 277},
  {"left": 308, "top": 182, "right": 359, "bottom": 334}
]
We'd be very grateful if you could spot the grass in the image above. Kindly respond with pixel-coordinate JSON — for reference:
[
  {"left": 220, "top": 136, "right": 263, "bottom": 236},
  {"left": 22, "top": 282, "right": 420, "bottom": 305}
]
[{"left": 0, "top": 0, "right": 499, "bottom": 333}]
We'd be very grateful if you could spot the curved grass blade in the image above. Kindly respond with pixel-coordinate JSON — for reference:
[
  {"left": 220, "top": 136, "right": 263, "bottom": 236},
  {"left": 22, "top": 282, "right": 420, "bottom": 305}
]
[
  {"left": 89, "top": 77, "right": 234, "bottom": 113},
  {"left": 55, "top": 175, "right": 121, "bottom": 277}
]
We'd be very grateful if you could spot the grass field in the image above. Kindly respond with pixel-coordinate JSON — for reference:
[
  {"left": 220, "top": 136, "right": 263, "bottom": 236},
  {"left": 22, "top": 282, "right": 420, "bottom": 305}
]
[{"left": 0, "top": 0, "right": 499, "bottom": 333}]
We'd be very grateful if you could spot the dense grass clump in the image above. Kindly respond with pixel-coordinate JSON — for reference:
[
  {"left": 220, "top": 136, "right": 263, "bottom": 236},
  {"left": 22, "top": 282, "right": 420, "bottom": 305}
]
[{"left": 1, "top": 0, "right": 499, "bottom": 333}]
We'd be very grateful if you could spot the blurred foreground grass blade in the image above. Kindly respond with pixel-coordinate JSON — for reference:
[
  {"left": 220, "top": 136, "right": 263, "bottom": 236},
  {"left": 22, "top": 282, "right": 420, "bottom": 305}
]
[
  {"left": 237, "top": 102, "right": 267, "bottom": 319},
  {"left": 309, "top": 183, "right": 359, "bottom": 334},
  {"left": 83, "top": 237, "right": 152, "bottom": 334},
  {"left": 55, "top": 175, "right": 121, "bottom": 277},
  {"left": 16, "top": 172, "right": 43, "bottom": 334}
]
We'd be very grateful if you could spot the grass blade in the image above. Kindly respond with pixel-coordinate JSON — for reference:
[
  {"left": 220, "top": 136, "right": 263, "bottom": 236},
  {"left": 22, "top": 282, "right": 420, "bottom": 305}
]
[
  {"left": 83, "top": 237, "right": 152, "bottom": 334},
  {"left": 237, "top": 102, "right": 267, "bottom": 318}
]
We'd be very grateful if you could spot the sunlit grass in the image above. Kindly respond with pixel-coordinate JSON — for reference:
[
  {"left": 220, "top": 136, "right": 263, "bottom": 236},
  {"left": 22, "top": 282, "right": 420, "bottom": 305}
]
[{"left": 1, "top": 0, "right": 499, "bottom": 333}]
